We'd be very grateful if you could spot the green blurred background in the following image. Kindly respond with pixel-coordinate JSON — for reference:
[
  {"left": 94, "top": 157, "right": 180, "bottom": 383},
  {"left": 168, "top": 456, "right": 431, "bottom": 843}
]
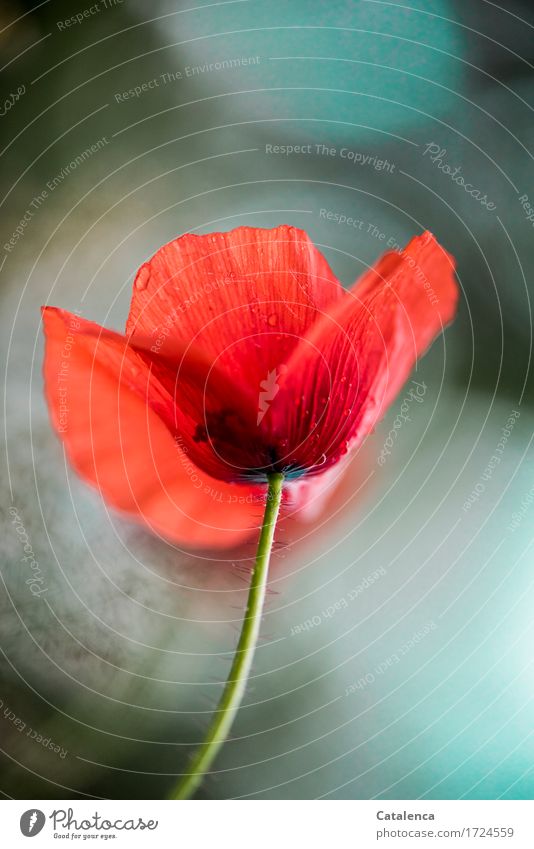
[{"left": 1, "top": 0, "right": 533, "bottom": 799}]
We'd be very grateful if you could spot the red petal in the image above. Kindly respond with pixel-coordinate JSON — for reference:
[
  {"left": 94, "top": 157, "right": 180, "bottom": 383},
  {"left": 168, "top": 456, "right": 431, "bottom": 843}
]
[
  {"left": 42, "top": 307, "right": 264, "bottom": 549},
  {"left": 126, "top": 225, "right": 343, "bottom": 393},
  {"left": 269, "top": 231, "right": 458, "bottom": 472}
]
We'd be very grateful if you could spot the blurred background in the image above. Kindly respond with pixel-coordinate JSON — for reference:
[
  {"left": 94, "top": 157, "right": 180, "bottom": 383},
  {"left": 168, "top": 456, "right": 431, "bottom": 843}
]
[{"left": 1, "top": 0, "right": 533, "bottom": 800}]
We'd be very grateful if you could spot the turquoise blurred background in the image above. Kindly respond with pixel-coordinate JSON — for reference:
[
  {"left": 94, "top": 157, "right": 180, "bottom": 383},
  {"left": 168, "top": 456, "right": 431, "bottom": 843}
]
[{"left": 1, "top": 0, "right": 533, "bottom": 799}]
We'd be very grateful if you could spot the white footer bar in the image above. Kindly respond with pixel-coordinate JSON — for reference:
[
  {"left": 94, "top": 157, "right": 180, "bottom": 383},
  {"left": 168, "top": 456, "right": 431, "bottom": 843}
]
[{"left": 1, "top": 799, "right": 532, "bottom": 848}]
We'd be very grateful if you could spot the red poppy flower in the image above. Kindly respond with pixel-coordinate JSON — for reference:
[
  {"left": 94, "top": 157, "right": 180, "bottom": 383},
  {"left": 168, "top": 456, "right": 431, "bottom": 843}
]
[{"left": 42, "top": 225, "right": 458, "bottom": 549}]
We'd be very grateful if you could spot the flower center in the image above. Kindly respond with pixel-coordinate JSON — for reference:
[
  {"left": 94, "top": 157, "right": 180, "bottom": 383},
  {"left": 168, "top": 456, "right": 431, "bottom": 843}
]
[{"left": 191, "top": 407, "right": 304, "bottom": 481}]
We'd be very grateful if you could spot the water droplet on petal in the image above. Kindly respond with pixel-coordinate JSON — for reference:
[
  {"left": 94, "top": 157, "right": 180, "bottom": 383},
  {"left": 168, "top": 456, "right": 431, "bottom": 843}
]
[
  {"left": 134, "top": 264, "right": 150, "bottom": 291},
  {"left": 267, "top": 313, "right": 278, "bottom": 326}
]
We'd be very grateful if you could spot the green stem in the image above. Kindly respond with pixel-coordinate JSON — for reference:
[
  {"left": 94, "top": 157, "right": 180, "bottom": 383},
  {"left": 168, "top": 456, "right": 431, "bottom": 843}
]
[{"left": 169, "top": 472, "right": 284, "bottom": 800}]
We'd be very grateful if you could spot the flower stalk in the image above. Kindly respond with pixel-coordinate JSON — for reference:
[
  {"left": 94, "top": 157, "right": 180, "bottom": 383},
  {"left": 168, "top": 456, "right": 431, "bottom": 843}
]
[{"left": 169, "top": 472, "right": 284, "bottom": 800}]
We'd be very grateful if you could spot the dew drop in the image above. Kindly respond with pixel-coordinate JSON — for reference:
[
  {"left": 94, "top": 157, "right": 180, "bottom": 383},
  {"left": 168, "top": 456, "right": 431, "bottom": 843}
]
[
  {"left": 267, "top": 313, "right": 278, "bottom": 326},
  {"left": 134, "top": 264, "right": 150, "bottom": 291}
]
